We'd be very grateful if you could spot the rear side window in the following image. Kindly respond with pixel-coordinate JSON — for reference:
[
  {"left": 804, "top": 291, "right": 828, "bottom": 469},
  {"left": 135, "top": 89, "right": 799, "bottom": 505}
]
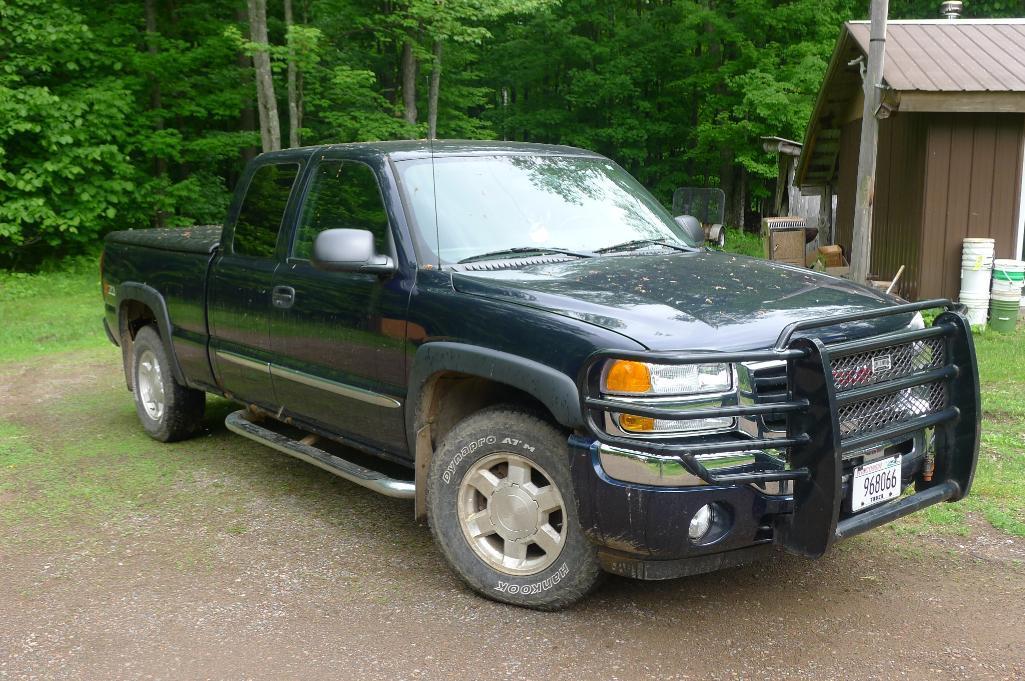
[
  {"left": 292, "top": 161, "right": 390, "bottom": 260},
  {"left": 232, "top": 163, "right": 300, "bottom": 258}
]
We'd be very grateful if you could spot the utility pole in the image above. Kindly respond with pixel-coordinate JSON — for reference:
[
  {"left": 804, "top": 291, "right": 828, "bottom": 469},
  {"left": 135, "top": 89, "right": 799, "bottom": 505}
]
[{"left": 850, "top": 0, "right": 889, "bottom": 284}]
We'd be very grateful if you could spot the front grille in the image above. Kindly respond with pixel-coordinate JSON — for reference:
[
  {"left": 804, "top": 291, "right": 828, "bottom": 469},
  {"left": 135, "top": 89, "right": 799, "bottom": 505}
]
[
  {"left": 830, "top": 337, "right": 948, "bottom": 440},
  {"left": 836, "top": 380, "right": 947, "bottom": 438},
  {"left": 831, "top": 337, "right": 945, "bottom": 391}
]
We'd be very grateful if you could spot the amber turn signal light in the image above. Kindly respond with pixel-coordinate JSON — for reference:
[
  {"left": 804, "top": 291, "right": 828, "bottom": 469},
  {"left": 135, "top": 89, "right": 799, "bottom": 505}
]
[
  {"left": 604, "top": 360, "right": 652, "bottom": 394},
  {"left": 619, "top": 413, "right": 655, "bottom": 432}
]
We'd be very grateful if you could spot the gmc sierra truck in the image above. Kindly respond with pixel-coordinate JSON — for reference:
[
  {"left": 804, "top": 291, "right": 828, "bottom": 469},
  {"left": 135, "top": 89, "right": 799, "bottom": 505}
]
[{"left": 100, "top": 141, "right": 980, "bottom": 610}]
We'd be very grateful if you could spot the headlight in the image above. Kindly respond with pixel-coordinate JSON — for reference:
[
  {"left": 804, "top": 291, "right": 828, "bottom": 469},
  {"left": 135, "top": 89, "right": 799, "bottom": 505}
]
[
  {"left": 602, "top": 360, "right": 734, "bottom": 435},
  {"left": 602, "top": 360, "right": 732, "bottom": 396}
]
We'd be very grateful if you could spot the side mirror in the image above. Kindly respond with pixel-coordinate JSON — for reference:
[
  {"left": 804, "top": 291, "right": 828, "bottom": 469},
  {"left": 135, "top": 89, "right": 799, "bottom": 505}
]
[
  {"left": 311, "top": 228, "right": 395, "bottom": 275},
  {"left": 674, "top": 215, "right": 706, "bottom": 246}
]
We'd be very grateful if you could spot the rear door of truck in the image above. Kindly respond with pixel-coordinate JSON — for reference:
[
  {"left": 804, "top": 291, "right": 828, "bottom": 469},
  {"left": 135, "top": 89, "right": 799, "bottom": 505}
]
[{"left": 208, "top": 157, "right": 304, "bottom": 409}]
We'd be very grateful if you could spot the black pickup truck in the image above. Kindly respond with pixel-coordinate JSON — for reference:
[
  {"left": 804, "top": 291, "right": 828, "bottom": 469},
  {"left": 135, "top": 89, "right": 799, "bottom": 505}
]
[{"left": 101, "top": 140, "right": 980, "bottom": 609}]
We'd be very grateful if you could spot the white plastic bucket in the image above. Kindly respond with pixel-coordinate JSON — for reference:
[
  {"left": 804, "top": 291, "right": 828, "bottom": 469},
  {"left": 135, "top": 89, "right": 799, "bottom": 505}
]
[
  {"left": 959, "top": 291, "right": 990, "bottom": 326},
  {"left": 992, "top": 279, "right": 1024, "bottom": 295},
  {"left": 991, "top": 288, "right": 1022, "bottom": 302},
  {"left": 960, "top": 265, "right": 993, "bottom": 294},
  {"left": 962, "top": 237, "right": 996, "bottom": 250},
  {"left": 993, "top": 258, "right": 1024, "bottom": 284},
  {"left": 960, "top": 238, "right": 996, "bottom": 295}
]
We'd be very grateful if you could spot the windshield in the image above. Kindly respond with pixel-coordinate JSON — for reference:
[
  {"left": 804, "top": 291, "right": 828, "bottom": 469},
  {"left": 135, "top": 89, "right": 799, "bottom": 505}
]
[{"left": 395, "top": 154, "right": 696, "bottom": 265}]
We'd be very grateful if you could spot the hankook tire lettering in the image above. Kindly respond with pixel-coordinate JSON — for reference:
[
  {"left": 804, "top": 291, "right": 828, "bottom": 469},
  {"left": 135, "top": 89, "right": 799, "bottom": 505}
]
[{"left": 493, "top": 562, "right": 570, "bottom": 594}]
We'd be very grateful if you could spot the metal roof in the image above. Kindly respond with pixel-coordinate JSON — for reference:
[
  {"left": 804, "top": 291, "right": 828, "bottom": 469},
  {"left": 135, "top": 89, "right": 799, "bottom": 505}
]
[
  {"left": 847, "top": 19, "right": 1025, "bottom": 93},
  {"left": 795, "top": 18, "right": 1025, "bottom": 189}
]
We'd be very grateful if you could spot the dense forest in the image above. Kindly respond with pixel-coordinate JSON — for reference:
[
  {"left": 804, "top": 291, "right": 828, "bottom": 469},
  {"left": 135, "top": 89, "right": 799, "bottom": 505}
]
[{"left": 0, "top": 0, "right": 1017, "bottom": 268}]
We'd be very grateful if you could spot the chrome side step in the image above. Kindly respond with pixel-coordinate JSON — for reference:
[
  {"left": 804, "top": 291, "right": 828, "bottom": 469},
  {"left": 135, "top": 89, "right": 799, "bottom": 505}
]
[{"left": 225, "top": 410, "right": 415, "bottom": 499}]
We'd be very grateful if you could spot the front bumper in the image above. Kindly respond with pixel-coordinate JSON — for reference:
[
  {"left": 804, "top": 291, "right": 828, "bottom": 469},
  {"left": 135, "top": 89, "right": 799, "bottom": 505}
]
[{"left": 573, "top": 300, "right": 981, "bottom": 578}]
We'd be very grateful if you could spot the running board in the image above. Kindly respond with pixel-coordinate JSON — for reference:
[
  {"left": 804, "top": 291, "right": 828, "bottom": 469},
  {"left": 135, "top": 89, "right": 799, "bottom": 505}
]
[{"left": 225, "top": 410, "right": 415, "bottom": 499}]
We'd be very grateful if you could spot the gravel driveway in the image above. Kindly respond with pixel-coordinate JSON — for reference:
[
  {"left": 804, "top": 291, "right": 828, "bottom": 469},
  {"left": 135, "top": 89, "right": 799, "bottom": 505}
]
[{"left": 1, "top": 350, "right": 1023, "bottom": 680}]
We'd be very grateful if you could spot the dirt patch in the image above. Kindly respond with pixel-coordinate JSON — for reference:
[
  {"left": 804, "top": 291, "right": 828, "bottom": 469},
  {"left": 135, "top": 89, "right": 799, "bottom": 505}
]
[
  {"left": 2, "top": 351, "right": 1024, "bottom": 680},
  {"left": 920, "top": 514, "right": 1025, "bottom": 563},
  {"left": 0, "top": 347, "right": 118, "bottom": 422}
]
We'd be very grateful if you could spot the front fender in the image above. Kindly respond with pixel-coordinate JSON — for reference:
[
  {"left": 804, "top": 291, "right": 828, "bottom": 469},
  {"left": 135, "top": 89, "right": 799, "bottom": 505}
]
[{"left": 405, "top": 342, "right": 584, "bottom": 455}]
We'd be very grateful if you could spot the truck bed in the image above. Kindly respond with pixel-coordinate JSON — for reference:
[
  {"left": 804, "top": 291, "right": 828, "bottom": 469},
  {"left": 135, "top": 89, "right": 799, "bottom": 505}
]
[
  {"left": 102, "top": 225, "right": 221, "bottom": 392},
  {"left": 104, "top": 225, "right": 221, "bottom": 254}
]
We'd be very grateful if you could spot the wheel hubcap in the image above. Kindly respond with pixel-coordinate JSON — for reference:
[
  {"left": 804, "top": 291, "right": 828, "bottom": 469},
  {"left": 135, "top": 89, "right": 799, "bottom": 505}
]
[
  {"left": 136, "top": 349, "right": 165, "bottom": 421},
  {"left": 457, "top": 452, "right": 567, "bottom": 576}
]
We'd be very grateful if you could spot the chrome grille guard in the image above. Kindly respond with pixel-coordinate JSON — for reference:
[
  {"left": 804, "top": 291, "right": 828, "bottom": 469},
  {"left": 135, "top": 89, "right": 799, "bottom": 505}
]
[{"left": 578, "top": 299, "right": 981, "bottom": 557}]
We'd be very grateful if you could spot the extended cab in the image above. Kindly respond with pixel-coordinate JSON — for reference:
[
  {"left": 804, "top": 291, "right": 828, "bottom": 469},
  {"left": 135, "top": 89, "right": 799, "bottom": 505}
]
[{"left": 101, "top": 141, "right": 980, "bottom": 609}]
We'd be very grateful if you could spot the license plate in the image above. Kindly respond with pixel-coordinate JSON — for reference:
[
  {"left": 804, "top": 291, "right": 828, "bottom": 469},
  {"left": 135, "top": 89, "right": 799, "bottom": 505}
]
[{"left": 851, "top": 455, "right": 902, "bottom": 512}]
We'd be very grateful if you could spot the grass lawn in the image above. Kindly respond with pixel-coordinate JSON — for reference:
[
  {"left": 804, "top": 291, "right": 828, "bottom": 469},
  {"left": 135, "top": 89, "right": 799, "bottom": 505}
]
[
  {"left": 0, "top": 258, "right": 107, "bottom": 363},
  {"left": 0, "top": 263, "right": 1022, "bottom": 540}
]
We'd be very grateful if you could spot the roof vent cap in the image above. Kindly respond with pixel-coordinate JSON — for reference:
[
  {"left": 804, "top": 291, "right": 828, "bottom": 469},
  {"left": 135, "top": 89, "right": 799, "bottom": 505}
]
[{"left": 940, "top": 0, "right": 962, "bottom": 19}]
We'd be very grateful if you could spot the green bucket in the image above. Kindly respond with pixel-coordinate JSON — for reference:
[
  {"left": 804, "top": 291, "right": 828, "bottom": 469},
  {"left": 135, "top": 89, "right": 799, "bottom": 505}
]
[
  {"left": 988, "top": 297, "right": 1020, "bottom": 333},
  {"left": 993, "top": 269, "right": 1024, "bottom": 283}
]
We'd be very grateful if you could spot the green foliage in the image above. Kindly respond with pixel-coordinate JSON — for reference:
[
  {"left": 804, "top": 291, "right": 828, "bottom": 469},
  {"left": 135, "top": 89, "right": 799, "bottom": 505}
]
[
  {"left": 1, "top": 0, "right": 999, "bottom": 268},
  {"left": 719, "top": 229, "right": 765, "bottom": 258}
]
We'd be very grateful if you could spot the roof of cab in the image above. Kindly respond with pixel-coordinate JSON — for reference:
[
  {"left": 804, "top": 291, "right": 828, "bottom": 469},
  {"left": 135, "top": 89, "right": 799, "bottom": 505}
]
[{"left": 260, "top": 139, "right": 605, "bottom": 163}]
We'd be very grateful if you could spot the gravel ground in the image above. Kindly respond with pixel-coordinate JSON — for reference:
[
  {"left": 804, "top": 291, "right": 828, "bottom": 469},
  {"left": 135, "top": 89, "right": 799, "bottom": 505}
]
[{"left": 1, "top": 351, "right": 1024, "bottom": 680}]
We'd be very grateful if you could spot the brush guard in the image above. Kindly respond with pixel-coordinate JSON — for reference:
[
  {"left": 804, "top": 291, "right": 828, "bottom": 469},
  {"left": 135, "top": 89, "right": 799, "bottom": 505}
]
[{"left": 579, "top": 299, "right": 981, "bottom": 558}]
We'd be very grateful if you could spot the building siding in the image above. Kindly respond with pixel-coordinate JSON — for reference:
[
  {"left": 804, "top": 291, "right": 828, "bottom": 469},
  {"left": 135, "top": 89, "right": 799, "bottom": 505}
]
[
  {"left": 919, "top": 112, "right": 1025, "bottom": 299},
  {"left": 834, "top": 114, "right": 928, "bottom": 299},
  {"left": 834, "top": 112, "right": 1024, "bottom": 300}
]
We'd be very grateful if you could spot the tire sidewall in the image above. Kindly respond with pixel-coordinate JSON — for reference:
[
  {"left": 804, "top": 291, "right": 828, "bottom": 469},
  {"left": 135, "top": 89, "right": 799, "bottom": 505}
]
[
  {"left": 132, "top": 327, "right": 173, "bottom": 440},
  {"left": 427, "top": 409, "right": 599, "bottom": 609}
]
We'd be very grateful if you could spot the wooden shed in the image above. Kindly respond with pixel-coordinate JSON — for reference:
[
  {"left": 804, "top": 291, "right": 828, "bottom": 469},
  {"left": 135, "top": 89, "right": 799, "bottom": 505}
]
[{"left": 796, "top": 18, "right": 1025, "bottom": 301}]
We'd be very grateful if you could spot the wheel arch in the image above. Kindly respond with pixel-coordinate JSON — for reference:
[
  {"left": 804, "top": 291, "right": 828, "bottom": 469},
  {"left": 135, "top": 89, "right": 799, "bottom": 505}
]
[
  {"left": 116, "top": 282, "right": 187, "bottom": 389},
  {"left": 407, "top": 343, "right": 584, "bottom": 519}
]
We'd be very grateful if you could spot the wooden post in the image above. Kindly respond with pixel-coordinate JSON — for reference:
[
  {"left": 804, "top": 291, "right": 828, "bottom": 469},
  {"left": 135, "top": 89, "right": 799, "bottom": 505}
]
[{"left": 850, "top": 0, "right": 889, "bottom": 284}]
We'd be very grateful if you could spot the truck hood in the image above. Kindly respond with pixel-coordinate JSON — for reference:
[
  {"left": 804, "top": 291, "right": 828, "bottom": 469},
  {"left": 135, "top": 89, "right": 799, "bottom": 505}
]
[{"left": 451, "top": 251, "right": 911, "bottom": 351}]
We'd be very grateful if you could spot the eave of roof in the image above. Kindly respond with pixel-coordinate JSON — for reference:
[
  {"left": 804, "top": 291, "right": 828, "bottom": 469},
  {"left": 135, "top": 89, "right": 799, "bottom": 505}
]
[{"left": 795, "top": 18, "right": 1025, "bottom": 190}]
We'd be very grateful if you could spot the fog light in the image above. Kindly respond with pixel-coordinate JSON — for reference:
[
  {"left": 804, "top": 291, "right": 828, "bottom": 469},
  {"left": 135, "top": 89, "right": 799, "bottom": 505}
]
[{"left": 689, "top": 504, "right": 715, "bottom": 542}]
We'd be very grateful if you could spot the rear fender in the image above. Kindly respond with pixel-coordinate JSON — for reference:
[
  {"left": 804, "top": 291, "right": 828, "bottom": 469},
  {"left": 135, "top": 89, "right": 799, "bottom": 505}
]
[{"left": 116, "top": 282, "right": 187, "bottom": 386}]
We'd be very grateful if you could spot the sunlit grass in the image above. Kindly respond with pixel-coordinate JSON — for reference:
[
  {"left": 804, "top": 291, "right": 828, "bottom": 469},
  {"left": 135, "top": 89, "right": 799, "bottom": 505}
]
[{"left": 0, "top": 258, "right": 107, "bottom": 363}]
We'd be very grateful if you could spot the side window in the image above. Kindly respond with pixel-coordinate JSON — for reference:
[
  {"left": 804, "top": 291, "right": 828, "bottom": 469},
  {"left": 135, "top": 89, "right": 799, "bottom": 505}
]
[
  {"left": 292, "top": 161, "right": 390, "bottom": 260},
  {"left": 232, "top": 163, "right": 300, "bottom": 258}
]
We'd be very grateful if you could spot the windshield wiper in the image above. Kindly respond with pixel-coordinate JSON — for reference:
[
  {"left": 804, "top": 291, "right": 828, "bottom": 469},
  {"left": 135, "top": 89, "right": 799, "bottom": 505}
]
[
  {"left": 596, "top": 238, "right": 693, "bottom": 254},
  {"left": 458, "top": 246, "right": 597, "bottom": 264}
]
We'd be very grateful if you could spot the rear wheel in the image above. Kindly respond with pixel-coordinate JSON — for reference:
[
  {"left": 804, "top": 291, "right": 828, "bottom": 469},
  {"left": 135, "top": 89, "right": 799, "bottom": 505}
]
[
  {"left": 131, "top": 325, "right": 205, "bottom": 442},
  {"left": 427, "top": 407, "right": 602, "bottom": 610}
]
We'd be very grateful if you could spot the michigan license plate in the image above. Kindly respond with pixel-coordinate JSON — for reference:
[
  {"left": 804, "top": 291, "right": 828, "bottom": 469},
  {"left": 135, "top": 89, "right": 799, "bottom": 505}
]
[{"left": 851, "top": 455, "right": 901, "bottom": 512}]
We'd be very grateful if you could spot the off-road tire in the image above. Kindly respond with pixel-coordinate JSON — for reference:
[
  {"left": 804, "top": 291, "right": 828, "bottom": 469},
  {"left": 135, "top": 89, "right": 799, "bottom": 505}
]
[
  {"left": 427, "top": 406, "right": 602, "bottom": 610},
  {"left": 131, "top": 325, "right": 205, "bottom": 442}
]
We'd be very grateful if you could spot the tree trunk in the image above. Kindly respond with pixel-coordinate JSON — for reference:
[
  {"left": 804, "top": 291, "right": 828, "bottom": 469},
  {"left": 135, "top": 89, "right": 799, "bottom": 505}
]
[
  {"left": 284, "top": 0, "right": 300, "bottom": 148},
  {"left": 236, "top": 8, "right": 258, "bottom": 165},
  {"left": 401, "top": 38, "right": 417, "bottom": 129},
  {"left": 144, "top": 0, "right": 166, "bottom": 228},
  {"left": 247, "top": 0, "right": 281, "bottom": 152},
  {"left": 427, "top": 39, "right": 442, "bottom": 139}
]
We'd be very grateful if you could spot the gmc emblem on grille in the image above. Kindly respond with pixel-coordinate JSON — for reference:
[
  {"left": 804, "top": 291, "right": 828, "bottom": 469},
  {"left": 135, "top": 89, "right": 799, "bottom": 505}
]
[{"left": 872, "top": 354, "right": 893, "bottom": 373}]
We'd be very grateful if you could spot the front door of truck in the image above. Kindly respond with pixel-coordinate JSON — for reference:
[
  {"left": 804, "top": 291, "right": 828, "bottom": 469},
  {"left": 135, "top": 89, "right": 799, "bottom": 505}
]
[
  {"left": 270, "top": 158, "right": 410, "bottom": 454},
  {"left": 209, "top": 161, "right": 301, "bottom": 409}
]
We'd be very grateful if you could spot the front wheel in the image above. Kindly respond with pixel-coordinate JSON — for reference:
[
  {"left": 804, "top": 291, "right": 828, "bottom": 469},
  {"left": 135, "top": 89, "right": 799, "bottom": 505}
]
[
  {"left": 131, "top": 325, "right": 205, "bottom": 442},
  {"left": 427, "top": 407, "right": 602, "bottom": 610}
]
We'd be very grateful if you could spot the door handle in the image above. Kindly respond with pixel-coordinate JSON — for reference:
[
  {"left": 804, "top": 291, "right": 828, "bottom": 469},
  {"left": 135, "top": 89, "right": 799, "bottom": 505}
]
[{"left": 271, "top": 285, "right": 296, "bottom": 309}]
